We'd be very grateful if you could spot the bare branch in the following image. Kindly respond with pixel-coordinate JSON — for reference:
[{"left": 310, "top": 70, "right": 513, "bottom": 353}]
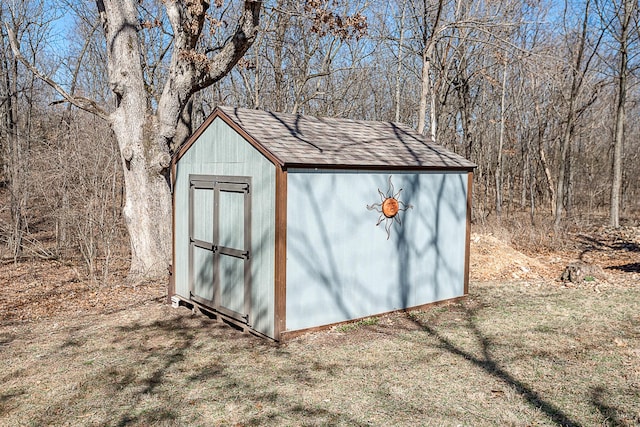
[
  {"left": 157, "top": 0, "right": 262, "bottom": 152},
  {"left": 197, "top": 0, "right": 262, "bottom": 89},
  {"left": 4, "top": 23, "right": 109, "bottom": 121}
]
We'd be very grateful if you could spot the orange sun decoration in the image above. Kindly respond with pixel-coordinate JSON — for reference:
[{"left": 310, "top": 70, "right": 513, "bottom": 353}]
[{"left": 367, "top": 176, "right": 413, "bottom": 239}]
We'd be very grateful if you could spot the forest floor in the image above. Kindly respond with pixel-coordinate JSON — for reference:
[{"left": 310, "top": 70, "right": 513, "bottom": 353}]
[{"left": 0, "top": 225, "right": 639, "bottom": 426}]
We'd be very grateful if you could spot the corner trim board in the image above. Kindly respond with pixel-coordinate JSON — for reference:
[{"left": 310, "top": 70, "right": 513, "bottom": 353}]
[
  {"left": 464, "top": 171, "right": 473, "bottom": 295},
  {"left": 273, "top": 167, "right": 288, "bottom": 339}
]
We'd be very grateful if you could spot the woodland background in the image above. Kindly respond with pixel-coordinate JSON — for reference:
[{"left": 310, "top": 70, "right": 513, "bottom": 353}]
[{"left": 1, "top": 0, "right": 639, "bottom": 282}]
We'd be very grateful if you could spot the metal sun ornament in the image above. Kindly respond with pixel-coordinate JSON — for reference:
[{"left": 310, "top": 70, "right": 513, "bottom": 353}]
[{"left": 367, "top": 176, "right": 413, "bottom": 239}]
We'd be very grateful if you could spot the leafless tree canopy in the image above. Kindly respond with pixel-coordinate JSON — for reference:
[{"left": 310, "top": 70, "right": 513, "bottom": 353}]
[{"left": 1, "top": 0, "right": 638, "bottom": 280}]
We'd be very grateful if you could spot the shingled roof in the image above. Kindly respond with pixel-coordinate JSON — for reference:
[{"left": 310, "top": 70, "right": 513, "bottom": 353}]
[{"left": 211, "top": 106, "right": 475, "bottom": 169}]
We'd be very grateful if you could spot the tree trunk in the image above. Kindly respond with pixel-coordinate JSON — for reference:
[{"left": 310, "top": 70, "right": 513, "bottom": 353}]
[
  {"left": 495, "top": 60, "right": 508, "bottom": 219},
  {"left": 610, "top": 78, "right": 625, "bottom": 228},
  {"left": 0, "top": 18, "right": 27, "bottom": 260},
  {"left": 416, "top": 0, "right": 444, "bottom": 137},
  {"left": 555, "top": 0, "right": 592, "bottom": 228},
  {"left": 429, "top": 61, "right": 438, "bottom": 142},
  {"left": 555, "top": 109, "right": 573, "bottom": 228},
  {"left": 395, "top": 0, "right": 407, "bottom": 123},
  {"left": 121, "top": 150, "right": 173, "bottom": 278},
  {"left": 96, "top": 0, "right": 171, "bottom": 278},
  {"left": 417, "top": 51, "right": 430, "bottom": 135},
  {"left": 534, "top": 99, "right": 555, "bottom": 217},
  {"left": 610, "top": 0, "right": 633, "bottom": 228},
  {"left": 272, "top": 0, "right": 288, "bottom": 112},
  {"left": 539, "top": 137, "right": 555, "bottom": 217}
]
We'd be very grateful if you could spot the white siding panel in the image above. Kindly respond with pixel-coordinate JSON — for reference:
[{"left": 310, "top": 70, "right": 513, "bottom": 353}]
[{"left": 286, "top": 170, "right": 468, "bottom": 331}]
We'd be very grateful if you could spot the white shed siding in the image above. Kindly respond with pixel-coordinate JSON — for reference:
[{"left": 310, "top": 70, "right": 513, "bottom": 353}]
[
  {"left": 285, "top": 170, "right": 468, "bottom": 331},
  {"left": 173, "top": 117, "right": 276, "bottom": 336}
]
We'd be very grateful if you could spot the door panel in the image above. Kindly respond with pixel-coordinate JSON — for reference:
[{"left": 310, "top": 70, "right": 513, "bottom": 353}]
[
  {"left": 192, "top": 188, "right": 214, "bottom": 243},
  {"left": 215, "top": 182, "right": 251, "bottom": 323},
  {"left": 189, "top": 183, "right": 215, "bottom": 305},
  {"left": 188, "top": 175, "right": 251, "bottom": 325},
  {"left": 192, "top": 246, "right": 214, "bottom": 301},
  {"left": 219, "top": 254, "right": 245, "bottom": 316},
  {"left": 218, "top": 190, "right": 245, "bottom": 250}
]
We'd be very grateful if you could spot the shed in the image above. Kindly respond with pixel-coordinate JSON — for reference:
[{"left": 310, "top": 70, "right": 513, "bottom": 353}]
[{"left": 169, "top": 106, "right": 476, "bottom": 340}]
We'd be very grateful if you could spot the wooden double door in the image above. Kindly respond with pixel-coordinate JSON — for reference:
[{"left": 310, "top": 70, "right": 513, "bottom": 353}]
[{"left": 188, "top": 175, "right": 251, "bottom": 325}]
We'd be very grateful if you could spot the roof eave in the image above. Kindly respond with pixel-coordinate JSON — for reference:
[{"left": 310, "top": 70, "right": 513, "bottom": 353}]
[{"left": 281, "top": 162, "right": 477, "bottom": 171}]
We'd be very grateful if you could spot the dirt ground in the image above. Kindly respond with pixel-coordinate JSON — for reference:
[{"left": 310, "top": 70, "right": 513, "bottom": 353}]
[
  {"left": 470, "top": 225, "right": 640, "bottom": 285},
  {"left": 1, "top": 225, "right": 637, "bottom": 324},
  {"left": 0, "top": 226, "right": 638, "bottom": 426}
]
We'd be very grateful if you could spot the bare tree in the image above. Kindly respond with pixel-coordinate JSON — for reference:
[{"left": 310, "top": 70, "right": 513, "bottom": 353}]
[
  {"left": 237, "top": 0, "right": 367, "bottom": 115},
  {"left": 553, "top": 0, "right": 604, "bottom": 227},
  {"left": 602, "top": 0, "right": 639, "bottom": 227},
  {"left": 6, "top": 0, "right": 261, "bottom": 278},
  {"left": 0, "top": 0, "right": 57, "bottom": 261},
  {"left": 414, "top": 0, "right": 445, "bottom": 139}
]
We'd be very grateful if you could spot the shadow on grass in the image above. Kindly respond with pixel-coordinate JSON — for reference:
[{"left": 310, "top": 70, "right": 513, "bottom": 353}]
[
  {"left": 0, "top": 332, "right": 15, "bottom": 346},
  {"left": 243, "top": 402, "right": 373, "bottom": 427},
  {"left": 408, "top": 308, "right": 583, "bottom": 427},
  {"left": 576, "top": 233, "right": 640, "bottom": 260},
  {"left": 23, "top": 314, "right": 218, "bottom": 426},
  {"left": 606, "top": 263, "right": 640, "bottom": 273},
  {"left": 0, "top": 389, "right": 26, "bottom": 409},
  {"left": 23, "top": 293, "right": 640, "bottom": 426},
  {"left": 590, "top": 386, "right": 630, "bottom": 427},
  {"left": 27, "top": 310, "right": 363, "bottom": 426},
  {"left": 116, "top": 408, "right": 179, "bottom": 427}
]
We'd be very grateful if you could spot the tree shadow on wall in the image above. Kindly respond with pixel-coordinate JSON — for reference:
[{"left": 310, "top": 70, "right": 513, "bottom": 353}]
[
  {"left": 394, "top": 172, "right": 468, "bottom": 308},
  {"left": 286, "top": 171, "right": 469, "bottom": 328}
]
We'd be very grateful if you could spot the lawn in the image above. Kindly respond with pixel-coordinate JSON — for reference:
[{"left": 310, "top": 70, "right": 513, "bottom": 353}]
[{"left": 1, "top": 278, "right": 639, "bottom": 426}]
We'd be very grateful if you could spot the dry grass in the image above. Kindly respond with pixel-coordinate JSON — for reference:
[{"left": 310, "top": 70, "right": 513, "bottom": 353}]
[
  {"left": 1, "top": 279, "right": 639, "bottom": 426},
  {"left": 1, "top": 226, "right": 639, "bottom": 426}
]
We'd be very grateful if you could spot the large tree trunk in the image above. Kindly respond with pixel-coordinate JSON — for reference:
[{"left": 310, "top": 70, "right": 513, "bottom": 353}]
[
  {"left": 97, "top": 0, "right": 172, "bottom": 278},
  {"left": 95, "top": 0, "right": 261, "bottom": 279},
  {"left": 117, "top": 116, "right": 172, "bottom": 278}
]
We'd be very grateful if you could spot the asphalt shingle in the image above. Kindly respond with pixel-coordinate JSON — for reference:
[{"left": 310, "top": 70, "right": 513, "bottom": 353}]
[{"left": 217, "top": 106, "right": 476, "bottom": 169}]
